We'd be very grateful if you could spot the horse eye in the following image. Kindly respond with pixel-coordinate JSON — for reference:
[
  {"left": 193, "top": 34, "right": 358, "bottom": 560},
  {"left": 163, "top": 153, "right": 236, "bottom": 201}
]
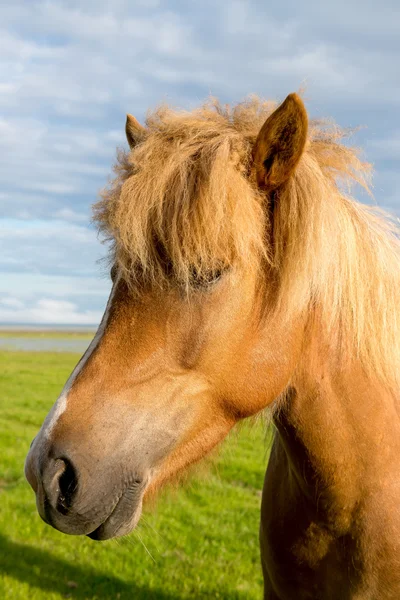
[
  {"left": 190, "top": 268, "right": 223, "bottom": 288},
  {"left": 110, "top": 264, "right": 118, "bottom": 282}
]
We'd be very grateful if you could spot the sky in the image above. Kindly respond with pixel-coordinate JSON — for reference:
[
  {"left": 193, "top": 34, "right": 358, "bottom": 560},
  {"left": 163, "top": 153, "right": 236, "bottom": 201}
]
[{"left": 0, "top": 0, "right": 399, "bottom": 325}]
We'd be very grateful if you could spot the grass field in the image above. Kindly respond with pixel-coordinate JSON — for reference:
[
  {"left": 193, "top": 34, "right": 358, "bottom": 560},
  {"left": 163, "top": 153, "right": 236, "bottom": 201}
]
[{"left": 0, "top": 350, "right": 271, "bottom": 599}]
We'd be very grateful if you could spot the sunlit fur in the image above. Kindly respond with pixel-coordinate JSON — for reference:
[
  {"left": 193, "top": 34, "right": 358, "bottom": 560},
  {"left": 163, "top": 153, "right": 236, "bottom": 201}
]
[{"left": 94, "top": 96, "right": 400, "bottom": 390}]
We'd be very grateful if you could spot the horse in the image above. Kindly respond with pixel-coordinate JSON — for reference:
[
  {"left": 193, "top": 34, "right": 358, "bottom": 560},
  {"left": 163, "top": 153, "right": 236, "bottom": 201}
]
[{"left": 25, "top": 93, "right": 400, "bottom": 599}]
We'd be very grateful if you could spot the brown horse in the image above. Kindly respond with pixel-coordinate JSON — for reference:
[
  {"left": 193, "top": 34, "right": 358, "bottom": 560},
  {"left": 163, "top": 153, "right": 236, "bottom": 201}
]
[{"left": 25, "top": 93, "right": 400, "bottom": 599}]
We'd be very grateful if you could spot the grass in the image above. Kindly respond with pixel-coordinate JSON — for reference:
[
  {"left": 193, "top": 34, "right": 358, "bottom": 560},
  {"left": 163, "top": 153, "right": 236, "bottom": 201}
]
[{"left": 0, "top": 351, "right": 271, "bottom": 599}]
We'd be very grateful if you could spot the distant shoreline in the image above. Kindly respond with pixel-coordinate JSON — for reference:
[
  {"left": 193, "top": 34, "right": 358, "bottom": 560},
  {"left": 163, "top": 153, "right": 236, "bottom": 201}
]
[
  {"left": 0, "top": 325, "right": 96, "bottom": 339},
  {"left": 0, "top": 324, "right": 96, "bottom": 331}
]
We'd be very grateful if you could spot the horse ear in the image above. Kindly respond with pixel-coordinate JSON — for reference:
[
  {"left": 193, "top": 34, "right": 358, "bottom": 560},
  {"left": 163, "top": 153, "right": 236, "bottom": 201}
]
[
  {"left": 125, "top": 114, "right": 146, "bottom": 149},
  {"left": 252, "top": 93, "right": 308, "bottom": 191}
]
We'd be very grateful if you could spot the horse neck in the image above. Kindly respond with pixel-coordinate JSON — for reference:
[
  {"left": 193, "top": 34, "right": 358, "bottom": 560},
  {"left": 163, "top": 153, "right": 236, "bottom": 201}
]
[{"left": 273, "top": 344, "right": 400, "bottom": 532}]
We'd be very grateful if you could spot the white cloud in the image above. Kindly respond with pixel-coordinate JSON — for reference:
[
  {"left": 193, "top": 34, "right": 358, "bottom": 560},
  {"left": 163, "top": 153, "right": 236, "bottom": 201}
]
[
  {"left": 0, "top": 296, "right": 25, "bottom": 309},
  {"left": 52, "top": 208, "right": 88, "bottom": 222},
  {"left": 0, "top": 219, "right": 106, "bottom": 276},
  {"left": 367, "top": 133, "right": 400, "bottom": 161},
  {"left": 0, "top": 297, "right": 103, "bottom": 324},
  {"left": 0, "top": 272, "right": 110, "bottom": 300}
]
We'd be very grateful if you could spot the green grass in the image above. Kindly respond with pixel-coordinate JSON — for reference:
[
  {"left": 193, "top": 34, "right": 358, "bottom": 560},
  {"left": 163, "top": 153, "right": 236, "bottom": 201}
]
[{"left": 0, "top": 351, "right": 271, "bottom": 599}]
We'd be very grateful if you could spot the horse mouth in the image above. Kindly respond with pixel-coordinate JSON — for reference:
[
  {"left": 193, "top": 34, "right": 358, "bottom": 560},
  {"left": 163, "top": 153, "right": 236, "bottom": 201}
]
[{"left": 87, "top": 481, "right": 147, "bottom": 541}]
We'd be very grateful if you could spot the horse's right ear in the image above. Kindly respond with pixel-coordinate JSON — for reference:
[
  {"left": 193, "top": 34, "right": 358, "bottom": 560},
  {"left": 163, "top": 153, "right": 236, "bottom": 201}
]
[
  {"left": 252, "top": 93, "right": 308, "bottom": 192},
  {"left": 125, "top": 114, "right": 146, "bottom": 149}
]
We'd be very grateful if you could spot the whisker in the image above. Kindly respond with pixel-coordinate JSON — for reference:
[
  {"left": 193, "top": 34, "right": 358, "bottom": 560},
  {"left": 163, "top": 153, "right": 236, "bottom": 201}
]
[
  {"left": 141, "top": 515, "right": 164, "bottom": 541},
  {"left": 138, "top": 518, "right": 163, "bottom": 555},
  {"left": 134, "top": 529, "right": 157, "bottom": 563}
]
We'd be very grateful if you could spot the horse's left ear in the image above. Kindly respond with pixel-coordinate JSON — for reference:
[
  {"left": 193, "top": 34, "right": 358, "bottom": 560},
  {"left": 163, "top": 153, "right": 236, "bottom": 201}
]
[
  {"left": 125, "top": 114, "right": 146, "bottom": 149},
  {"left": 252, "top": 93, "right": 308, "bottom": 191}
]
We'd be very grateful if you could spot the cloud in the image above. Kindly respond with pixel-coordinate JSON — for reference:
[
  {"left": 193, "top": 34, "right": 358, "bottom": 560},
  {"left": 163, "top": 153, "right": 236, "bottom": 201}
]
[
  {"left": 0, "top": 270, "right": 110, "bottom": 325},
  {"left": 51, "top": 208, "right": 88, "bottom": 222},
  {"left": 0, "top": 297, "right": 103, "bottom": 324},
  {"left": 0, "top": 116, "right": 117, "bottom": 221},
  {"left": 367, "top": 133, "right": 400, "bottom": 161},
  {"left": 0, "top": 272, "right": 110, "bottom": 300},
  {"left": 0, "top": 219, "right": 105, "bottom": 275},
  {"left": 0, "top": 296, "right": 25, "bottom": 309}
]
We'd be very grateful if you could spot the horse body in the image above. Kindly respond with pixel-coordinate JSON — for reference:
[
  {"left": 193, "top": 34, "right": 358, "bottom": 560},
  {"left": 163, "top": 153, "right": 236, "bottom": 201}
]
[
  {"left": 25, "top": 93, "right": 400, "bottom": 598},
  {"left": 262, "top": 351, "right": 400, "bottom": 599}
]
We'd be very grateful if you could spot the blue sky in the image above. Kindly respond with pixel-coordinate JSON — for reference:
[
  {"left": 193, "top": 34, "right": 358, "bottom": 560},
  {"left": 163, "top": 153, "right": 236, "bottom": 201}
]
[{"left": 1, "top": 0, "right": 399, "bottom": 324}]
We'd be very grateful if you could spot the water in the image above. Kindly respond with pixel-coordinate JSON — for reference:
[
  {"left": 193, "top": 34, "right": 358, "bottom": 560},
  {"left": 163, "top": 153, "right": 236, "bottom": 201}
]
[
  {"left": 0, "top": 336, "right": 91, "bottom": 353},
  {"left": 0, "top": 323, "right": 97, "bottom": 333}
]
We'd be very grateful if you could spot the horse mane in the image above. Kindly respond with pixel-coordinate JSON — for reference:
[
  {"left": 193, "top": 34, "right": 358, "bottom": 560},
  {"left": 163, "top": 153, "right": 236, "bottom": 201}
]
[{"left": 94, "top": 96, "right": 400, "bottom": 388}]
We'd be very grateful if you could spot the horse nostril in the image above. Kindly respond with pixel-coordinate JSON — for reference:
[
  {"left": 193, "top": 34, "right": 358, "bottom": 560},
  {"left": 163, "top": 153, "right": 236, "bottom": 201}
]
[{"left": 55, "top": 458, "right": 78, "bottom": 516}]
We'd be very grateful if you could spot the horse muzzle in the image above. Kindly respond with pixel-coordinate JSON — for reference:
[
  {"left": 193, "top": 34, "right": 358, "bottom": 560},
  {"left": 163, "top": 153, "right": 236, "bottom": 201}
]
[{"left": 25, "top": 442, "right": 149, "bottom": 540}]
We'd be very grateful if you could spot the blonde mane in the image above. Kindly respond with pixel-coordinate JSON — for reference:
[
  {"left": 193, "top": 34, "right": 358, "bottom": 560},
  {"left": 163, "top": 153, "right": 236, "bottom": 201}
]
[{"left": 94, "top": 96, "right": 400, "bottom": 388}]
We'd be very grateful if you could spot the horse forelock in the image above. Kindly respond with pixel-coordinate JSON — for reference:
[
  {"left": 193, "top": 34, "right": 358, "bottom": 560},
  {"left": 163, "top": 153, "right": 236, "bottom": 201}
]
[{"left": 94, "top": 97, "right": 274, "bottom": 292}]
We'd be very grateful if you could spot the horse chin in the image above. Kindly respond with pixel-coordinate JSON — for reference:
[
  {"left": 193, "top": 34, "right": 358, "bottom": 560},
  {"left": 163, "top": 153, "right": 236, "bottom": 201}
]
[{"left": 87, "top": 484, "right": 145, "bottom": 541}]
